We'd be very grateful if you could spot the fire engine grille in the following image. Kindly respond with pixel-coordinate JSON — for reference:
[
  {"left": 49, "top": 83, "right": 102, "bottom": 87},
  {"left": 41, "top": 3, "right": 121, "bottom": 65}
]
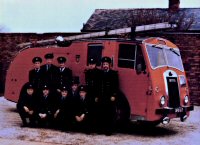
[{"left": 167, "top": 77, "right": 180, "bottom": 108}]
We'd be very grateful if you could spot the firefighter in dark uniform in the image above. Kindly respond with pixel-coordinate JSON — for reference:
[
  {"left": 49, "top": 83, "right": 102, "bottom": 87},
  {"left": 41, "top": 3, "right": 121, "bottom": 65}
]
[
  {"left": 99, "top": 56, "right": 119, "bottom": 135},
  {"left": 56, "top": 56, "right": 72, "bottom": 92},
  {"left": 29, "top": 57, "right": 43, "bottom": 89},
  {"left": 41, "top": 53, "right": 57, "bottom": 88},
  {"left": 70, "top": 76, "right": 80, "bottom": 99},
  {"left": 36, "top": 84, "right": 54, "bottom": 127},
  {"left": 53, "top": 85, "right": 73, "bottom": 130},
  {"left": 74, "top": 85, "right": 91, "bottom": 133},
  {"left": 17, "top": 82, "right": 36, "bottom": 127},
  {"left": 84, "top": 58, "right": 101, "bottom": 129}
]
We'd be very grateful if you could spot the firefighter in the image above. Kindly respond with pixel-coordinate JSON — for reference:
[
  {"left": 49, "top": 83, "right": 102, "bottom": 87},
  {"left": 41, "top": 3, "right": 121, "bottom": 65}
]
[
  {"left": 74, "top": 85, "right": 91, "bottom": 133},
  {"left": 36, "top": 84, "right": 54, "bottom": 127},
  {"left": 17, "top": 82, "right": 36, "bottom": 127},
  {"left": 29, "top": 57, "right": 43, "bottom": 89},
  {"left": 70, "top": 76, "right": 80, "bottom": 99},
  {"left": 84, "top": 57, "right": 101, "bottom": 100},
  {"left": 56, "top": 56, "right": 72, "bottom": 92},
  {"left": 99, "top": 56, "right": 119, "bottom": 135},
  {"left": 53, "top": 85, "right": 73, "bottom": 130},
  {"left": 84, "top": 57, "right": 101, "bottom": 129},
  {"left": 41, "top": 53, "right": 57, "bottom": 89}
]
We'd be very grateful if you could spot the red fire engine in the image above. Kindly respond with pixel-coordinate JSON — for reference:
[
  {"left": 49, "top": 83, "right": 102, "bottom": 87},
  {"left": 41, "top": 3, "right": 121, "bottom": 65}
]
[{"left": 5, "top": 23, "right": 193, "bottom": 125}]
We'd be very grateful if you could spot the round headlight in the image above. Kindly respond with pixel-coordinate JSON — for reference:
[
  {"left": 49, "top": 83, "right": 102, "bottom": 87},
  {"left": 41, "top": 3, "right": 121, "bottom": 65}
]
[
  {"left": 160, "top": 96, "right": 165, "bottom": 106},
  {"left": 184, "top": 95, "right": 189, "bottom": 104}
]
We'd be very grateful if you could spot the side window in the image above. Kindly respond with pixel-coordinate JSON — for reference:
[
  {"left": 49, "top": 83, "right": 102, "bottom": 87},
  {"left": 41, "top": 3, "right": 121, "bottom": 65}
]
[
  {"left": 118, "top": 44, "right": 136, "bottom": 69},
  {"left": 87, "top": 44, "right": 103, "bottom": 66},
  {"left": 136, "top": 45, "right": 146, "bottom": 74}
]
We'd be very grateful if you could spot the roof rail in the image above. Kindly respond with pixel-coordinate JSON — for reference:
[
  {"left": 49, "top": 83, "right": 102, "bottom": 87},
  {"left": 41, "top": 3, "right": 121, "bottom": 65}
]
[{"left": 17, "top": 22, "right": 176, "bottom": 48}]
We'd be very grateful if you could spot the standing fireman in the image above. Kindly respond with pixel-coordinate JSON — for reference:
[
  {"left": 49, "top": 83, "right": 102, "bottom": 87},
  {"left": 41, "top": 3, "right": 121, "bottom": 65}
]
[
  {"left": 29, "top": 57, "right": 43, "bottom": 89},
  {"left": 41, "top": 53, "right": 57, "bottom": 88},
  {"left": 84, "top": 57, "right": 101, "bottom": 101},
  {"left": 17, "top": 82, "right": 36, "bottom": 127},
  {"left": 100, "top": 56, "right": 119, "bottom": 135},
  {"left": 84, "top": 58, "right": 101, "bottom": 128},
  {"left": 56, "top": 56, "right": 72, "bottom": 92}
]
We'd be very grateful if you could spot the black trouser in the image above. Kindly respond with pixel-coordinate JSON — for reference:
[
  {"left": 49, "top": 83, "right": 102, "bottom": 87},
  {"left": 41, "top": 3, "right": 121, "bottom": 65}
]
[
  {"left": 98, "top": 99, "right": 116, "bottom": 134},
  {"left": 18, "top": 110, "right": 36, "bottom": 126},
  {"left": 53, "top": 113, "right": 73, "bottom": 130},
  {"left": 36, "top": 113, "right": 53, "bottom": 128}
]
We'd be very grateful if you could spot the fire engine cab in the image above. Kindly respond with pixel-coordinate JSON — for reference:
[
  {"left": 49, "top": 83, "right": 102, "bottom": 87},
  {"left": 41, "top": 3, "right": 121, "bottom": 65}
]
[{"left": 5, "top": 23, "right": 193, "bottom": 125}]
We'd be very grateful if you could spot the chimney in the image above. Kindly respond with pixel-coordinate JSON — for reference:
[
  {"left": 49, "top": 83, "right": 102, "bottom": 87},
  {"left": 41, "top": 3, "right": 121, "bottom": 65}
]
[{"left": 169, "top": 0, "right": 180, "bottom": 12}]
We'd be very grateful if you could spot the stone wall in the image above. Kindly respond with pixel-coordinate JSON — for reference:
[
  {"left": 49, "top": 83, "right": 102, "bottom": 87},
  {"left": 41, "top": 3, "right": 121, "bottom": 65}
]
[{"left": 0, "top": 32, "right": 199, "bottom": 105}]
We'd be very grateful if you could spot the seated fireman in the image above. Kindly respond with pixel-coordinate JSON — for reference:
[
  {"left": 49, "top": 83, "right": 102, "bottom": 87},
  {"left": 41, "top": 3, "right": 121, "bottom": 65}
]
[
  {"left": 56, "top": 56, "right": 72, "bottom": 92},
  {"left": 17, "top": 82, "right": 36, "bottom": 127},
  {"left": 74, "top": 85, "right": 91, "bottom": 133},
  {"left": 53, "top": 85, "right": 74, "bottom": 130},
  {"left": 36, "top": 84, "right": 54, "bottom": 127},
  {"left": 70, "top": 76, "right": 80, "bottom": 99}
]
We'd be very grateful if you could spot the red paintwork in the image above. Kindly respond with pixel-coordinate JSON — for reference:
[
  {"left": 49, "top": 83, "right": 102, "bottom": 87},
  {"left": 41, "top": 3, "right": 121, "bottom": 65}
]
[{"left": 5, "top": 37, "right": 191, "bottom": 121}]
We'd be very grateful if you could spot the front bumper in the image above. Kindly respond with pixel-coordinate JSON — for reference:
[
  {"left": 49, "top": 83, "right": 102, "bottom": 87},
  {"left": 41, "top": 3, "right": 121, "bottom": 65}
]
[{"left": 156, "top": 106, "right": 194, "bottom": 115}]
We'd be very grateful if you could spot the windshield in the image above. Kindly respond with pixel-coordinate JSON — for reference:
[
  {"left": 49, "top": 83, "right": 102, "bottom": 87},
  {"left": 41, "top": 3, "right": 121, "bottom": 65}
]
[{"left": 146, "top": 44, "right": 184, "bottom": 71}]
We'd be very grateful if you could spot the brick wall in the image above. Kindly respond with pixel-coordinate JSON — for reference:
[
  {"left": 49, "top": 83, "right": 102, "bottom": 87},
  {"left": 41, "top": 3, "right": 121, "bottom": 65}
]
[
  {"left": 138, "top": 32, "right": 200, "bottom": 106},
  {"left": 0, "top": 33, "right": 199, "bottom": 105}
]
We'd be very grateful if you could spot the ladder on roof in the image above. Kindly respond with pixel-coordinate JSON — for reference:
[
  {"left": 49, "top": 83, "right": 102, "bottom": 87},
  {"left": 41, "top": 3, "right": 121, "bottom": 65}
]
[{"left": 18, "top": 22, "right": 176, "bottom": 48}]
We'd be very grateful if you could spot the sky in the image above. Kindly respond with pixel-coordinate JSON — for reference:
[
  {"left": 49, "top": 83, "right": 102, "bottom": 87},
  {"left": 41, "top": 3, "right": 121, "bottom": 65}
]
[{"left": 0, "top": 0, "right": 200, "bottom": 33}]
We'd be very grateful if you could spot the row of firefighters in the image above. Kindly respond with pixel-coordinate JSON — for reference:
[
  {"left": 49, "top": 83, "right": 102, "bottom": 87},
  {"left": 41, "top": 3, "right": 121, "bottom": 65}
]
[{"left": 17, "top": 53, "right": 120, "bottom": 135}]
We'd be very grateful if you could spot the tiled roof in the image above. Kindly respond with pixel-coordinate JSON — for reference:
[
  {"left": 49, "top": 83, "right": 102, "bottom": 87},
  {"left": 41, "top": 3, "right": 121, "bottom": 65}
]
[{"left": 82, "top": 8, "right": 200, "bottom": 32}]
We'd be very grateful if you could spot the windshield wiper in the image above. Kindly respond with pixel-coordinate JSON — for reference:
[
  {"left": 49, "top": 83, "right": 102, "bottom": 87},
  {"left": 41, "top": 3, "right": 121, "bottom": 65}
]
[
  {"left": 170, "top": 48, "right": 180, "bottom": 56},
  {"left": 152, "top": 44, "right": 163, "bottom": 49}
]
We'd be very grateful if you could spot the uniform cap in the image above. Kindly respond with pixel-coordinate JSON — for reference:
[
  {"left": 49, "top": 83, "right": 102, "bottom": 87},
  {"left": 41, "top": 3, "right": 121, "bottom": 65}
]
[
  {"left": 78, "top": 85, "right": 87, "bottom": 92},
  {"left": 60, "top": 85, "right": 69, "bottom": 91},
  {"left": 57, "top": 57, "right": 66, "bottom": 63},
  {"left": 88, "top": 58, "right": 96, "bottom": 64},
  {"left": 26, "top": 82, "right": 34, "bottom": 89},
  {"left": 32, "top": 57, "right": 42, "bottom": 63},
  {"left": 101, "top": 56, "right": 111, "bottom": 63},
  {"left": 42, "top": 84, "right": 49, "bottom": 90},
  {"left": 44, "top": 53, "right": 54, "bottom": 59},
  {"left": 71, "top": 76, "right": 80, "bottom": 85}
]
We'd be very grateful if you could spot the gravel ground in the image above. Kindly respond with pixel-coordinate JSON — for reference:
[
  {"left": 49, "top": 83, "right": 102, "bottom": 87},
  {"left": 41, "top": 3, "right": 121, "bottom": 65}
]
[{"left": 0, "top": 96, "right": 199, "bottom": 145}]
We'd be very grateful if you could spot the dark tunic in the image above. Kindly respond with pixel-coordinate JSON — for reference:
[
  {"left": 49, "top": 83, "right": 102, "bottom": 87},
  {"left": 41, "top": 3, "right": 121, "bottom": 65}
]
[
  {"left": 74, "top": 94, "right": 92, "bottom": 132},
  {"left": 101, "top": 69, "right": 119, "bottom": 99},
  {"left": 99, "top": 69, "right": 119, "bottom": 134},
  {"left": 84, "top": 68, "right": 101, "bottom": 98},
  {"left": 36, "top": 93, "right": 54, "bottom": 126},
  {"left": 29, "top": 68, "right": 43, "bottom": 89},
  {"left": 54, "top": 94, "right": 74, "bottom": 123},
  {"left": 17, "top": 91, "right": 36, "bottom": 125},
  {"left": 41, "top": 64, "right": 57, "bottom": 87},
  {"left": 56, "top": 67, "right": 72, "bottom": 89}
]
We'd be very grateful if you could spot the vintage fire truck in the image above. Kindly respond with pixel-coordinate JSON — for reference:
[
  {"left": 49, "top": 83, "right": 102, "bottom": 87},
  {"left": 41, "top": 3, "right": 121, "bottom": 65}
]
[{"left": 5, "top": 22, "right": 193, "bottom": 125}]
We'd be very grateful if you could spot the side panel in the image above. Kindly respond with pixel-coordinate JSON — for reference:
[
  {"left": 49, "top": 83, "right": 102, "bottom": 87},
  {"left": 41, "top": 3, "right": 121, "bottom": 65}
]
[{"left": 5, "top": 42, "right": 88, "bottom": 102}]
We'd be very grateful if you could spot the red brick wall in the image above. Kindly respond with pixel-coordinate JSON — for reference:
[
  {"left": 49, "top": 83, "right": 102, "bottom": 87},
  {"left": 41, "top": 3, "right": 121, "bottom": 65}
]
[
  {"left": 0, "top": 33, "right": 199, "bottom": 105},
  {"left": 139, "top": 32, "right": 200, "bottom": 106}
]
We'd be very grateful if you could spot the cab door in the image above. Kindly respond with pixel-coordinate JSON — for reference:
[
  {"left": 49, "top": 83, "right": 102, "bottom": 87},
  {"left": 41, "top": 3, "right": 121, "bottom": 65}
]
[{"left": 117, "top": 43, "right": 149, "bottom": 119}]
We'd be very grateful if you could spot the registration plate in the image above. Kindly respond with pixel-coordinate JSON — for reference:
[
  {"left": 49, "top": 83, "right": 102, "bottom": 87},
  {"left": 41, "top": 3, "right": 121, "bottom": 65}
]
[{"left": 175, "top": 107, "right": 183, "bottom": 113}]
